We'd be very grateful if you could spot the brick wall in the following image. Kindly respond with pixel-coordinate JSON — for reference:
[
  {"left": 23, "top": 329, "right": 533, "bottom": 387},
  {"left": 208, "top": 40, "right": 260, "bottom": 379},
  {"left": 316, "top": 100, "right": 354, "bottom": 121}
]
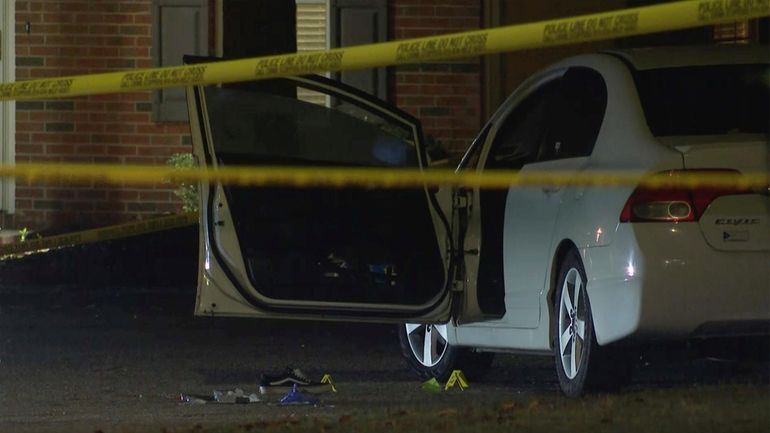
[
  {"left": 10, "top": 0, "right": 482, "bottom": 231},
  {"left": 13, "top": 0, "right": 192, "bottom": 231},
  {"left": 391, "top": 0, "right": 482, "bottom": 156}
]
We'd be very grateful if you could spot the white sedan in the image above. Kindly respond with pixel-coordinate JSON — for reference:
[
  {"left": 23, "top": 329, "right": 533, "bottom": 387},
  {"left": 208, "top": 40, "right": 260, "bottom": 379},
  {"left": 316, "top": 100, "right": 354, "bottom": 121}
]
[{"left": 185, "top": 45, "right": 769, "bottom": 396}]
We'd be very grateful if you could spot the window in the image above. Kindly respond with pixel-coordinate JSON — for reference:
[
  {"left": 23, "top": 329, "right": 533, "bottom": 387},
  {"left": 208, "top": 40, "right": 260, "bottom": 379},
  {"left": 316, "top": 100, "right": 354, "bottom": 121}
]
[
  {"left": 294, "top": 0, "right": 387, "bottom": 103},
  {"left": 330, "top": 0, "right": 387, "bottom": 99},
  {"left": 297, "top": 0, "right": 328, "bottom": 54},
  {"left": 485, "top": 80, "right": 559, "bottom": 170},
  {"left": 203, "top": 79, "right": 417, "bottom": 168},
  {"left": 634, "top": 64, "right": 769, "bottom": 137},
  {"left": 538, "top": 68, "right": 607, "bottom": 161},
  {"left": 486, "top": 68, "right": 606, "bottom": 169},
  {"left": 152, "top": 0, "right": 208, "bottom": 122},
  {"left": 296, "top": 0, "right": 330, "bottom": 105},
  {"left": 459, "top": 123, "right": 491, "bottom": 170}
]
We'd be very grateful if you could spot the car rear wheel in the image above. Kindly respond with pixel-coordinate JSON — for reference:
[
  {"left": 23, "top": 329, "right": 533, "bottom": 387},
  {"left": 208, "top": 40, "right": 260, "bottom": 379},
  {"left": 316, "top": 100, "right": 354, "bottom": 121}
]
[
  {"left": 398, "top": 323, "right": 494, "bottom": 382},
  {"left": 554, "top": 249, "right": 632, "bottom": 397}
]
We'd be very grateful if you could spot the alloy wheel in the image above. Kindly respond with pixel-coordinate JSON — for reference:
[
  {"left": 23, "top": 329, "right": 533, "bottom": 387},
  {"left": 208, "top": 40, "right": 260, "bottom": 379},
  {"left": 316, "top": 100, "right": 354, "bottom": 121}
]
[
  {"left": 405, "top": 323, "right": 449, "bottom": 367},
  {"left": 558, "top": 268, "right": 587, "bottom": 379}
]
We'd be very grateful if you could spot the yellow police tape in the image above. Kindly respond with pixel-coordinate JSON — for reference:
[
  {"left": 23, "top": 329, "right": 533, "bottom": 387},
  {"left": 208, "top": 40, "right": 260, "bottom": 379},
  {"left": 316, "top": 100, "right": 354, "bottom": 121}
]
[
  {"left": 0, "top": 0, "right": 767, "bottom": 101},
  {"left": 0, "top": 211, "right": 197, "bottom": 258},
  {"left": 0, "top": 164, "right": 765, "bottom": 258},
  {"left": 0, "top": 162, "right": 767, "bottom": 190}
]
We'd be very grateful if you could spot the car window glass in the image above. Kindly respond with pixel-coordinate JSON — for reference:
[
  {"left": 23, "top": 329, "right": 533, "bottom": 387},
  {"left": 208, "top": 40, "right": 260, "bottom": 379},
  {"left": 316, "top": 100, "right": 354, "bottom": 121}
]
[
  {"left": 204, "top": 81, "right": 417, "bottom": 168},
  {"left": 485, "top": 79, "right": 559, "bottom": 170},
  {"left": 459, "top": 123, "right": 491, "bottom": 170},
  {"left": 538, "top": 68, "right": 607, "bottom": 161},
  {"left": 634, "top": 64, "right": 768, "bottom": 136}
]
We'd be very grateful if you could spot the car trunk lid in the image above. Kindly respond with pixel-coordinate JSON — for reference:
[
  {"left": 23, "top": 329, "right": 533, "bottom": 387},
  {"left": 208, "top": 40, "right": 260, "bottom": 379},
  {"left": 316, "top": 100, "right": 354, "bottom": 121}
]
[{"left": 663, "top": 135, "right": 769, "bottom": 252}]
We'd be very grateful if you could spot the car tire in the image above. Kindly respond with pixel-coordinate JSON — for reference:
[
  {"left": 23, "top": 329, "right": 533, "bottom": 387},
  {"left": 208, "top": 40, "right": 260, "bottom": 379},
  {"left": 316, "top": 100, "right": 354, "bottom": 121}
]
[
  {"left": 553, "top": 249, "right": 632, "bottom": 397},
  {"left": 398, "top": 323, "right": 494, "bottom": 382}
]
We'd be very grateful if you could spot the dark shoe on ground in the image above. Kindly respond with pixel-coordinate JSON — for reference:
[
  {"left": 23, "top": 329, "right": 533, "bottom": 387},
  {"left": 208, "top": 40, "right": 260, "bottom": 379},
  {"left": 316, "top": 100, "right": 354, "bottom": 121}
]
[{"left": 259, "top": 367, "right": 329, "bottom": 395}]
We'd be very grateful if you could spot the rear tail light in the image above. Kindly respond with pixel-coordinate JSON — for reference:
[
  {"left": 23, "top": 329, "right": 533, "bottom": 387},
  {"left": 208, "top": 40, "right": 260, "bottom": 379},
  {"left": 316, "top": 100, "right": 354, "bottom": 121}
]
[{"left": 620, "top": 170, "right": 750, "bottom": 223}]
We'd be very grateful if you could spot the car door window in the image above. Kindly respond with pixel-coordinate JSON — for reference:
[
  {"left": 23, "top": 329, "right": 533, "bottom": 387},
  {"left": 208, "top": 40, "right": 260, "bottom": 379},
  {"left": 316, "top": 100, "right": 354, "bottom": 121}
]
[
  {"left": 485, "top": 80, "right": 559, "bottom": 169},
  {"left": 206, "top": 83, "right": 417, "bottom": 168},
  {"left": 459, "top": 123, "right": 491, "bottom": 171},
  {"left": 538, "top": 68, "right": 607, "bottom": 161}
]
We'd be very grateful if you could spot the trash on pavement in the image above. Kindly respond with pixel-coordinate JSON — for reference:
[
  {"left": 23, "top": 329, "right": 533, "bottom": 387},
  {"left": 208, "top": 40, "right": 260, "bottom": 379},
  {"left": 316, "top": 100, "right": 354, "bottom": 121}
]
[
  {"left": 179, "top": 388, "right": 260, "bottom": 404},
  {"left": 214, "top": 388, "right": 261, "bottom": 403},
  {"left": 179, "top": 394, "right": 208, "bottom": 404}
]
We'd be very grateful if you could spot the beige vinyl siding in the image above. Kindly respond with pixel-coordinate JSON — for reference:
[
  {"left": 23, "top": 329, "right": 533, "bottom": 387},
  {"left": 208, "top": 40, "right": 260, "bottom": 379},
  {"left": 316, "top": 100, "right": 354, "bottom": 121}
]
[{"left": 297, "top": 0, "right": 328, "bottom": 105}]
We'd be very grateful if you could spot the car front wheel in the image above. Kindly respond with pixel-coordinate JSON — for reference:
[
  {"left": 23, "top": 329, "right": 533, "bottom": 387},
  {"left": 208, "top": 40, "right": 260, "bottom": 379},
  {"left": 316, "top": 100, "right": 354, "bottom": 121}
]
[{"left": 398, "top": 323, "right": 494, "bottom": 382}]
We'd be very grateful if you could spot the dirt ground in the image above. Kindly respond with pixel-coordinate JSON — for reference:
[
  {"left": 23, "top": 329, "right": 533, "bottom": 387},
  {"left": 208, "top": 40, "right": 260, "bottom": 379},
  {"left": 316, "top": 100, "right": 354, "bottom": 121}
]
[{"left": 0, "top": 285, "right": 767, "bottom": 433}]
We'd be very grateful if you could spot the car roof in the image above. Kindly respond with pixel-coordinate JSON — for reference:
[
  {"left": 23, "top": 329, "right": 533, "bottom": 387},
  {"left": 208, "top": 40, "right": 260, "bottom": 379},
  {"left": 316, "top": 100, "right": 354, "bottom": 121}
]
[{"left": 601, "top": 45, "right": 769, "bottom": 70}]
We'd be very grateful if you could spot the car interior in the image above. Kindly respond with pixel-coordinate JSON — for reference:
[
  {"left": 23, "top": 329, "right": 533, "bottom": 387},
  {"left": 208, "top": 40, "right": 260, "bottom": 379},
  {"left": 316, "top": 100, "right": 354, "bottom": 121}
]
[{"left": 199, "top": 79, "right": 448, "bottom": 306}]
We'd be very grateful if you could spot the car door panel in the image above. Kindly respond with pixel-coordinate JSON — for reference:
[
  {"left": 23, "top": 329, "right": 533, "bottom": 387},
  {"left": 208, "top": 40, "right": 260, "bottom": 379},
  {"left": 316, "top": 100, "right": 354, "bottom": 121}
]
[
  {"left": 502, "top": 68, "right": 608, "bottom": 328},
  {"left": 456, "top": 67, "right": 608, "bottom": 329},
  {"left": 502, "top": 158, "right": 587, "bottom": 328},
  {"left": 187, "top": 73, "right": 454, "bottom": 322},
  {"left": 457, "top": 74, "right": 564, "bottom": 327},
  {"left": 452, "top": 124, "right": 504, "bottom": 324}
]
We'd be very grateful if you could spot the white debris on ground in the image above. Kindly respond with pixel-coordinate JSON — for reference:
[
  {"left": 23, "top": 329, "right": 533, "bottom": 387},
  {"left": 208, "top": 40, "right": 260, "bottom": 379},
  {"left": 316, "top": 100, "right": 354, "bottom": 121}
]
[{"left": 180, "top": 388, "right": 260, "bottom": 404}]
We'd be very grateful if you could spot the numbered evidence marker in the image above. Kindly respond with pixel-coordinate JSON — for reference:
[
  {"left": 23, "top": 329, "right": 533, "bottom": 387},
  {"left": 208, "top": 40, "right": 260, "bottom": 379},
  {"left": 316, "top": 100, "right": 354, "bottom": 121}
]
[
  {"left": 321, "top": 374, "right": 337, "bottom": 393},
  {"left": 444, "top": 370, "right": 469, "bottom": 391},
  {"left": 421, "top": 377, "right": 442, "bottom": 393}
]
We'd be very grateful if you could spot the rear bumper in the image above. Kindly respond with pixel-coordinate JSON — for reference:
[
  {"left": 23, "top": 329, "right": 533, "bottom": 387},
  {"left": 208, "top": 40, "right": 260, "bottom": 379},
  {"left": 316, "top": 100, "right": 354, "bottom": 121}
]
[{"left": 584, "top": 223, "right": 769, "bottom": 345}]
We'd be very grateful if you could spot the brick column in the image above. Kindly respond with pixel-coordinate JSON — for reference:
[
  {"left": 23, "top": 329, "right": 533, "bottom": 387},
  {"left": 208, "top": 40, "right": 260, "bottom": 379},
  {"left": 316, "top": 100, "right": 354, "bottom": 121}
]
[{"left": 391, "top": 0, "right": 482, "bottom": 158}]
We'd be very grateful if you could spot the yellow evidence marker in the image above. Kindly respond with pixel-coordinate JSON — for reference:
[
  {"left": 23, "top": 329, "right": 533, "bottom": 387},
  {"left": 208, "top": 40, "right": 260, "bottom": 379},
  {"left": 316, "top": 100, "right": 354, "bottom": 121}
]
[
  {"left": 444, "top": 370, "right": 469, "bottom": 391},
  {"left": 421, "top": 377, "right": 442, "bottom": 393},
  {"left": 321, "top": 374, "right": 337, "bottom": 393}
]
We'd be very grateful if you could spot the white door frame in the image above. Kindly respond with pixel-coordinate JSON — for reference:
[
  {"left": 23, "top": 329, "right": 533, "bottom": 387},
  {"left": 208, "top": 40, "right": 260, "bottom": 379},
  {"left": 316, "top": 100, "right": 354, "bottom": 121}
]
[{"left": 0, "top": 0, "right": 15, "bottom": 213}]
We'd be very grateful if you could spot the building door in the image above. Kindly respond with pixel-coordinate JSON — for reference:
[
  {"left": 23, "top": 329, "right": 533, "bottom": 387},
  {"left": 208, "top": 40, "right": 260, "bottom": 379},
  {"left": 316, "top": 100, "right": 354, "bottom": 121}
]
[
  {"left": 222, "top": 0, "right": 296, "bottom": 97},
  {"left": 0, "top": 0, "right": 15, "bottom": 213},
  {"left": 222, "top": 0, "right": 296, "bottom": 58}
]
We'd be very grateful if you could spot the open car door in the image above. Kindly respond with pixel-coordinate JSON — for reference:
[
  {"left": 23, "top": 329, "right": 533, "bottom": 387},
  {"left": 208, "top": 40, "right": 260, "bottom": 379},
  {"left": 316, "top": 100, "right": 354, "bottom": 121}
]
[{"left": 186, "top": 71, "right": 454, "bottom": 323}]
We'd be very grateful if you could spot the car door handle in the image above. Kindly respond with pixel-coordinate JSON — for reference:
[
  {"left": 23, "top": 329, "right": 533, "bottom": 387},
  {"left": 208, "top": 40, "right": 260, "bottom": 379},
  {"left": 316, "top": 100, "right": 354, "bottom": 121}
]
[{"left": 542, "top": 187, "right": 561, "bottom": 195}]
